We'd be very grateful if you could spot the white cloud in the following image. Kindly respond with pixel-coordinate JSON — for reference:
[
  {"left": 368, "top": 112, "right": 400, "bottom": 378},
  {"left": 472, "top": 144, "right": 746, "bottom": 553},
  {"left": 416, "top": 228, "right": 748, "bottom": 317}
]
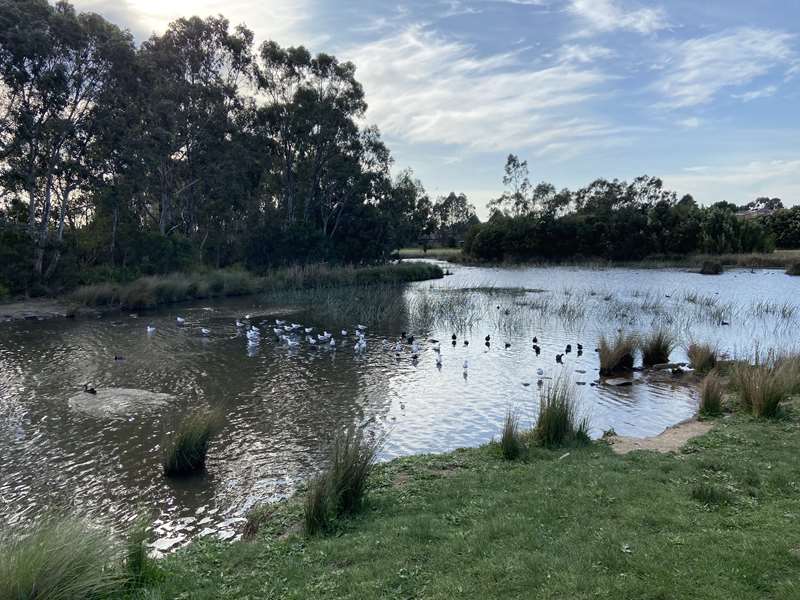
[
  {"left": 71, "top": 0, "right": 315, "bottom": 47},
  {"left": 733, "top": 85, "right": 778, "bottom": 102},
  {"left": 559, "top": 44, "right": 615, "bottom": 64},
  {"left": 665, "top": 158, "right": 800, "bottom": 205},
  {"left": 344, "top": 25, "right": 623, "bottom": 154},
  {"left": 569, "top": 0, "right": 668, "bottom": 35},
  {"left": 655, "top": 27, "right": 796, "bottom": 109},
  {"left": 677, "top": 117, "right": 702, "bottom": 128}
]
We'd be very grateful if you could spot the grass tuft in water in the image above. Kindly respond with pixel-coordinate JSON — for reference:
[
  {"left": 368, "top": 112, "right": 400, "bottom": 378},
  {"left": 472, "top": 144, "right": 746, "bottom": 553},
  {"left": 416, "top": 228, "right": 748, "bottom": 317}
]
[
  {"left": 640, "top": 328, "right": 675, "bottom": 366},
  {"left": 598, "top": 332, "right": 637, "bottom": 375},
  {"left": 533, "top": 380, "right": 590, "bottom": 448},
  {"left": 304, "top": 427, "right": 383, "bottom": 536},
  {"left": 699, "top": 372, "right": 724, "bottom": 416},
  {"left": 162, "top": 411, "right": 222, "bottom": 477},
  {"left": 0, "top": 516, "right": 122, "bottom": 600},
  {"left": 499, "top": 410, "right": 525, "bottom": 460},
  {"left": 699, "top": 260, "right": 723, "bottom": 275},
  {"left": 687, "top": 343, "right": 718, "bottom": 374}
]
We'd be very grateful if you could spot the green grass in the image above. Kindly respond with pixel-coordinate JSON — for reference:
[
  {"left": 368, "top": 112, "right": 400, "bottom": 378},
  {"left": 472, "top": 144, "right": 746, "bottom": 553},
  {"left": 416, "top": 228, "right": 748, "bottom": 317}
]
[
  {"left": 640, "top": 328, "right": 675, "bottom": 366},
  {"left": 0, "top": 516, "right": 122, "bottom": 600},
  {"left": 151, "top": 403, "right": 800, "bottom": 599},
  {"left": 162, "top": 411, "right": 222, "bottom": 477},
  {"left": 69, "top": 263, "right": 443, "bottom": 310}
]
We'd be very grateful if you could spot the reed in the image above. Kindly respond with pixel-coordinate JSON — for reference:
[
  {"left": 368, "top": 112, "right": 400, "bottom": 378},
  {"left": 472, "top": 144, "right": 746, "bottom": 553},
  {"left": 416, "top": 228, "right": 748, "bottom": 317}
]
[
  {"left": 499, "top": 409, "right": 525, "bottom": 460},
  {"left": 786, "top": 261, "right": 800, "bottom": 276},
  {"left": 304, "top": 427, "right": 383, "bottom": 535},
  {"left": 0, "top": 516, "right": 122, "bottom": 600},
  {"left": 687, "top": 343, "right": 718, "bottom": 374},
  {"left": 640, "top": 328, "right": 675, "bottom": 366},
  {"left": 699, "top": 372, "right": 724, "bottom": 416},
  {"left": 162, "top": 411, "right": 222, "bottom": 477},
  {"left": 533, "top": 380, "right": 589, "bottom": 448},
  {"left": 598, "top": 332, "right": 637, "bottom": 375},
  {"left": 732, "top": 362, "right": 786, "bottom": 418}
]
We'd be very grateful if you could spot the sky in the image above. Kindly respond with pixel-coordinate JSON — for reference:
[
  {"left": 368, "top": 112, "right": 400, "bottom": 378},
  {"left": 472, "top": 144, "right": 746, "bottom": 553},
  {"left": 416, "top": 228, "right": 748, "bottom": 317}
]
[{"left": 71, "top": 0, "right": 800, "bottom": 216}]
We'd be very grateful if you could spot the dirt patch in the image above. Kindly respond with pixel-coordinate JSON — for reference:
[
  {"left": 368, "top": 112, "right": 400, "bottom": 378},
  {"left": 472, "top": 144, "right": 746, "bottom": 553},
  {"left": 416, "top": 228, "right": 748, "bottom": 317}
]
[{"left": 606, "top": 419, "right": 714, "bottom": 455}]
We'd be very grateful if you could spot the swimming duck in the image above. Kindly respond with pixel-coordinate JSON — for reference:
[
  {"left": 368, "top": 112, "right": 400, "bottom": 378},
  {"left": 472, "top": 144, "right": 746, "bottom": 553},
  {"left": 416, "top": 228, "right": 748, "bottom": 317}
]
[
  {"left": 275, "top": 319, "right": 286, "bottom": 326},
  {"left": 532, "top": 336, "right": 538, "bottom": 344},
  {"left": 146, "top": 324, "right": 156, "bottom": 334},
  {"left": 235, "top": 320, "right": 245, "bottom": 328},
  {"left": 341, "top": 330, "right": 348, "bottom": 336},
  {"left": 200, "top": 328, "right": 210, "bottom": 336},
  {"left": 176, "top": 316, "right": 185, "bottom": 325},
  {"left": 565, "top": 344, "right": 572, "bottom": 353},
  {"left": 83, "top": 383, "right": 97, "bottom": 395},
  {"left": 305, "top": 327, "right": 314, "bottom": 334},
  {"left": 485, "top": 335, "right": 491, "bottom": 342},
  {"left": 463, "top": 340, "right": 469, "bottom": 346},
  {"left": 556, "top": 353, "right": 564, "bottom": 364},
  {"left": 504, "top": 342, "right": 511, "bottom": 349}
]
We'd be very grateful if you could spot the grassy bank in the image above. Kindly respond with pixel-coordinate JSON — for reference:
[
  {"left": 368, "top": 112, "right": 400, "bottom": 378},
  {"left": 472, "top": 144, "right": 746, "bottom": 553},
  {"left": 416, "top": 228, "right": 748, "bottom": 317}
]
[
  {"left": 146, "top": 406, "right": 800, "bottom": 599},
  {"left": 452, "top": 249, "right": 800, "bottom": 270},
  {"left": 67, "top": 263, "right": 443, "bottom": 310}
]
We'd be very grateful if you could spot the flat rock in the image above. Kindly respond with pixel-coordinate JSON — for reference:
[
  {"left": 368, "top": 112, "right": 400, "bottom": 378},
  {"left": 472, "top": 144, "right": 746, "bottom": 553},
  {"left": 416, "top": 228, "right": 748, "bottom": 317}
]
[{"left": 68, "top": 387, "right": 173, "bottom": 417}]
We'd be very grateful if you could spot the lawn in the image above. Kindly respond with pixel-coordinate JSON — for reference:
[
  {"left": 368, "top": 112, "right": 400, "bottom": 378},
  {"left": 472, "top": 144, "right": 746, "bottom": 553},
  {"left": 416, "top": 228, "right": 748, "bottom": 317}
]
[{"left": 157, "top": 408, "right": 800, "bottom": 599}]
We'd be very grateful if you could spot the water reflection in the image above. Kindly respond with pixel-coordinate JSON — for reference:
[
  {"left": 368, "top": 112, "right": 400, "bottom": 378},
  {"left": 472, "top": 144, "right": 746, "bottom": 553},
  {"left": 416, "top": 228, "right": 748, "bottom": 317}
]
[{"left": 1, "top": 262, "right": 797, "bottom": 547}]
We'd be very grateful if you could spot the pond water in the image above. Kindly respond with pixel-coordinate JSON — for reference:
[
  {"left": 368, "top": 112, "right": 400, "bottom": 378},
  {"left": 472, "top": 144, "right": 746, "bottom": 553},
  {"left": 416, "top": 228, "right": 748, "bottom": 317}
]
[{"left": 1, "top": 262, "right": 797, "bottom": 549}]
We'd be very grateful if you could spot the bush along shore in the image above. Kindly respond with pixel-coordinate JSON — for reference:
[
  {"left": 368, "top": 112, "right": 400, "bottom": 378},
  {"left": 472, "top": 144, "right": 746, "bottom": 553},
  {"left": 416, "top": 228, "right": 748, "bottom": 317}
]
[
  {"left": 3, "top": 353, "right": 799, "bottom": 599},
  {"left": 67, "top": 262, "right": 443, "bottom": 311}
]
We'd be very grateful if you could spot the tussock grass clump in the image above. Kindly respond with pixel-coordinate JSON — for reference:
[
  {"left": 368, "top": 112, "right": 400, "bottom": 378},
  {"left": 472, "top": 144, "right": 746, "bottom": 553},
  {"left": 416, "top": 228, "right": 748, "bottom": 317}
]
[
  {"left": 533, "top": 380, "right": 590, "bottom": 448},
  {"left": 499, "top": 410, "right": 525, "bottom": 460},
  {"left": 699, "top": 260, "right": 723, "bottom": 275},
  {"left": 640, "top": 328, "right": 675, "bottom": 366},
  {"left": 304, "top": 428, "right": 383, "bottom": 536},
  {"left": 0, "top": 516, "right": 121, "bottom": 600},
  {"left": 699, "top": 372, "right": 724, "bottom": 416},
  {"left": 125, "top": 515, "right": 160, "bottom": 588},
  {"left": 687, "top": 343, "right": 718, "bottom": 374},
  {"left": 162, "top": 411, "right": 222, "bottom": 477},
  {"left": 732, "top": 362, "right": 787, "bottom": 418},
  {"left": 786, "top": 261, "right": 800, "bottom": 276},
  {"left": 598, "top": 332, "right": 637, "bottom": 375},
  {"left": 690, "top": 482, "right": 732, "bottom": 506}
]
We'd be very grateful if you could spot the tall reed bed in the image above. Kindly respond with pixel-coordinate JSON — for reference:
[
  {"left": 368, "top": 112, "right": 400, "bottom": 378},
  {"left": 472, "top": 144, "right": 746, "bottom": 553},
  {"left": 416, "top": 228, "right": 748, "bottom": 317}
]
[
  {"left": 499, "top": 409, "right": 525, "bottom": 460},
  {"left": 533, "top": 379, "right": 589, "bottom": 448},
  {"left": 70, "top": 263, "right": 444, "bottom": 310},
  {"left": 699, "top": 372, "right": 724, "bottom": 416},
  {"left": 687, "top": 343, "right": 718, "bottom": 374},
  {"left": 304, "top": 427, "right": 383, "bottom": 535},
  {"left": 731, "top": 354, "right": 799, "bottom": 418}
]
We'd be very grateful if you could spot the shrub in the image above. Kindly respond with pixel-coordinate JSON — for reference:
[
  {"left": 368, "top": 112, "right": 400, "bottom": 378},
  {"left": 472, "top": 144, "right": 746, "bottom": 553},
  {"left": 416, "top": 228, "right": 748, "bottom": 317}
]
[
  {"left": 687, "top": 343, "right": 718, "bottom": 374},
  {"left": 700, "top": 260, "right": 723, "bottom": 275},
  {"left": 598, "top": 332, "right": 637, "bottom": 375},
  {"left": 699, "top": 372, "right": 724, "bottom": 416},
  {"left": 641, "top": 328, "right": 675, "bottom": 366},
  {"left": 0, "top": 516, "right": 122, "bottom": 600},
  {"left": 786, "top": 261, "right": 800, "bottom": 276},
  {"left": 733, "top": 363, "right": 786, "bottom": 417},
  {"left": 533, "top": 380, "right": 590, "bottom": 448},
  {"left": 162, "top": 411, "right": 222, "bottom": 477},
  {"left": 500, "top": 409, "right": 525, "bottom": 460},
  {"left": 304, "top": 427, "right": 382, "bottom": 535}
]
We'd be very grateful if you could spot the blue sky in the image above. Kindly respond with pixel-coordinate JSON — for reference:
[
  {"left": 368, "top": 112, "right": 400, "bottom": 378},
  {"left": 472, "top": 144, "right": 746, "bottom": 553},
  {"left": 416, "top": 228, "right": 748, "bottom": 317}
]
[{"left": 73, "top": 0, "right": 800, "bottom": 216}]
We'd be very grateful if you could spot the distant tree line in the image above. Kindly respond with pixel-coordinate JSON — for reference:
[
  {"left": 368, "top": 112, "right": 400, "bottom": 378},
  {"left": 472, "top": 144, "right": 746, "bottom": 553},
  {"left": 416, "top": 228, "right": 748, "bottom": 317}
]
[
  {"left": 464, "top": 154, "right": 794, "bottom": 262},
  {"left": 0, "top": 0, "right": 434, "bottom": 295}
]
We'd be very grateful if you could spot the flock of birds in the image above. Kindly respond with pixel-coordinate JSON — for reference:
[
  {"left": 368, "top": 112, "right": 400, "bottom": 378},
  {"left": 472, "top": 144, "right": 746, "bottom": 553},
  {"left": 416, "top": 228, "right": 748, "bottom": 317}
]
[{"left": 137, "top": 315, "right": 589, "bottom": 380}]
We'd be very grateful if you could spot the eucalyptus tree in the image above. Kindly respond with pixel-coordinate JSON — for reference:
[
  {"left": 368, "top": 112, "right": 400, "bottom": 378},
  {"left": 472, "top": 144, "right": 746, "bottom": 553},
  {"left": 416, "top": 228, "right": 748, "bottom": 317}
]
[{"left": 0, "top": 0, "right": 135, "bottom": 277}]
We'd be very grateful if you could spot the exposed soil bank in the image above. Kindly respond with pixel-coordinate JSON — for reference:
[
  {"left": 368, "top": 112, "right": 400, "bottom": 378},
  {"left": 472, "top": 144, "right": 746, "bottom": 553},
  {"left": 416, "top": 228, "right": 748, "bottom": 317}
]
[{"left": 605, "top": 418, "right": 715, "bottom": 454}]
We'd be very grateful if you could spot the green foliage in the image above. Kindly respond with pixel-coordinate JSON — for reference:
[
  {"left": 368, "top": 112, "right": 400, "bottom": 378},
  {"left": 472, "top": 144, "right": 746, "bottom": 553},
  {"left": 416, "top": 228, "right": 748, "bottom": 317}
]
[
  {"left": 533, "top": 380, "right": 589, "bottom": 448},
  {"left": 0, "top": 516, "right": 122, "bottom": 600},
  {"left": 640, "top": 328, "right": 675, "bottom": 366},
  {"left": 304, "top": 427, "right": 382, "bottom": 535},
  {"left": 125, "top": 515, "right": 161, "bottom": 588},
  {"left": 162, "top": 411, "right": 222, "bottom": 477}
]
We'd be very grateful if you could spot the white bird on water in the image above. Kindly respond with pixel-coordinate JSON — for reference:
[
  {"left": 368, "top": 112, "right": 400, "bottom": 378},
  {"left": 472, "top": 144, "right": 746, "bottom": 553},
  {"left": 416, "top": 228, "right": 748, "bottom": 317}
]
[
  {"left": 235, "top": 320, "right": 245, "bottom": 328},
  {"left": 275, "top": 319, "right": 285, "bottom": 326},
  {"left": 341, "top": 330, "right": 348, "bottom": 336},
  {"left": 307, "top": 336, "right": 317, "bottom": 345},
  {"left": 146, "top": 324, "right": 156, "bottom": 334},
  {"left": 200, "top": 328, "right": 210, "bottom": 336},
  {"left": 330, "top": 338, "right": 336, "bottom": 348},
  {"left": 305, "top": 327, "right": 314, "bottom": 334},
  {"left": 176, "top": 316, "right": 186, "bottom": 325}
]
